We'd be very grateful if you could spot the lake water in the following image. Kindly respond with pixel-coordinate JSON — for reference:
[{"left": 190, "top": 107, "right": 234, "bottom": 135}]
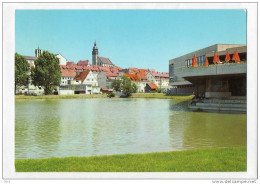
[{"left": 15, "top": 98, "right": 246, "bottom": 159}]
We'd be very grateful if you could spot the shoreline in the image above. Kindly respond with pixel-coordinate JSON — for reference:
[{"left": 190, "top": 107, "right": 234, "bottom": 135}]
[
  {"left": 15, "top": 93, "right": 194, "bottom": 100},
  {"left": 15, "top": 146, "right": 246, "bottom": 172}
]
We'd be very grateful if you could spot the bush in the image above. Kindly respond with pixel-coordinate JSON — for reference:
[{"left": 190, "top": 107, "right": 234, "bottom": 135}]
[
  {"left": 156, "top": 88, "right": 162, "bottom": 93},
  {"left": 107, "top": 92, "right": 115, "bottom": 98}
]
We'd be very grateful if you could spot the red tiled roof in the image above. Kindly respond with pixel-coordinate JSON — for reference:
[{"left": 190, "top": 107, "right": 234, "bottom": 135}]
[
  {"left": 23, "top": 56, "right": 37, "bottom": 61},
  {"left": 101, "top": 88, "right": 109, "bottom": 91},
  {"left": 61, "top": 68, "right": 76, "bottom": 77},
  {"left": 67, "top": 61, "right": 75, "bottom": 66},
  {"left": 136, "top": 69, "right": 148, "bottom": 80},
  {"left": 74, "top": 70, "right": 90, "bottom": 83},
  {"left": 77, "top": 60, "right": 89, "bottom": 66},
  {"left": 147, "top": 83, "right": 158, "bottom": 90},
  {"left": 129, "top": 68, "right": 139, "bottom": 73},
  {"left": 124, "top": 73, "right": 140, "bottom": 81},
  {"left": 148, "top": 71, "right": 169, "bottom": 78}
]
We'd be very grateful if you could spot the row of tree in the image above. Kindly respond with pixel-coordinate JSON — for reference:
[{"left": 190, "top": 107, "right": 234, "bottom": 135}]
[
  {"left": 111, "top": 76, "right": 138, "bottom": 97},
  {"left": 15, "top": 51, "right": 61, "bottom": 95}
]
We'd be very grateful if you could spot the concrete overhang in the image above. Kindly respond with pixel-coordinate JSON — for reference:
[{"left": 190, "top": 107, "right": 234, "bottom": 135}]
[{"left": 181, "top": 63, "right": 246, "bottom": 80}]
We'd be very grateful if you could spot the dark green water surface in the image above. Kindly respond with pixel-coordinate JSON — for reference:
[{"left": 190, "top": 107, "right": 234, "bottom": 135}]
[{"left": 15, "top": 98, "right": 246, "bottom": 159}]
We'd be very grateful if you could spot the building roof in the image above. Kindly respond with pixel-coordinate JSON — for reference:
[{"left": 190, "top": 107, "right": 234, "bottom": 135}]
[
  {"left": 101, "top": 87, "right": 109, "bottom": 91},
  {"left": 148, "top": 71, "right": 169, "bottom": 78},
  {"left": 206, "top": 46, "right": 247, "bottom": 57},
  {"left": 169, "top": 44, "right": 246, "bottom": 62},
  {"left": 60, "top": 67, "right": 76, "bottom": 77},
  {"left": 77, "top": 60, "right": 89, "bottom": 66},
  {"left": 74, "top": 70, "right": 90, "bottom": 83},
  {"left": 124, "top": 73, "right": 140, "bottom": 81},
  {"left": 147, "top": 83, "right": 158, "bottom": 89},
  {"left": 136, "top": 69, "right": 148, "bottom": 80},
  {"left": 23, "top": 56, "right": 37, "bottom": 61},
  {"left": 66, "top": 61, "right": 75, "bottom": 66},
  {"left": 98, "top": 57, "right": 113, "bottom": 65}
]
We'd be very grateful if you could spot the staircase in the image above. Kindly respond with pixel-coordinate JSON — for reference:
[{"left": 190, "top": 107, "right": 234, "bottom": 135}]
[{"left": 189, "top": 96, "right": 247, "bottom": 113}]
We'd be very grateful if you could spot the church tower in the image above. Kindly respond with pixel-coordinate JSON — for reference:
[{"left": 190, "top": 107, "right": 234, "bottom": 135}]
[
  {"left": 35, "top": 46, "right": 42, "bottom": 57},
  {"left": 92, "top": 41, "right": 98, "bottom": 65}
]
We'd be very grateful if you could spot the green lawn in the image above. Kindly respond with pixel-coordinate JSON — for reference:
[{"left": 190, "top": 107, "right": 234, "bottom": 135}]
[
  {"left": 15, "top": 147, "right": 246, "bottom": 172},
  {"left": 15, "top": 94, "right": 108, "bottom": 99}
]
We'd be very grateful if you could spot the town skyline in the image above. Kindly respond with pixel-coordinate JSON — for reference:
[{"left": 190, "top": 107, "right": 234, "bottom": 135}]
[{"left": 15, "top": 10, "right": 246, "bottom": 72}]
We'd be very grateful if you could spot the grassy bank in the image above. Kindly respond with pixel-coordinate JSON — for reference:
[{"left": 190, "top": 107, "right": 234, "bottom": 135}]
[
  {"left": 15, "top": 94, "right": 108, "bottom": 99},
  {"left": 15, "top": 93, "right": 194, "bottom": 100},
  {"left": 131, "top": 93, "right": 194, "bottom": 100},
  {"left": 15, "top": 147, "right": 246, "bottom": 172}
]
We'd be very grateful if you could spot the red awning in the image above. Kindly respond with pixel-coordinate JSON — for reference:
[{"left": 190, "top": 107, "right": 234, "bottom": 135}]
[
  {"left": 213, "top": 52, "right": 220, "bottom": 64},
  {"left": 225, "top": 51, "right": 231, "bottom": 62},
  {"left": 192, "top": 54, "right": 198, "bottom": 67},
  {"left": 204, "top": 56, "right": 209, "bottom": 66},
  {"left": 232, "top": 50, "right": 240, "bottom": 62}
]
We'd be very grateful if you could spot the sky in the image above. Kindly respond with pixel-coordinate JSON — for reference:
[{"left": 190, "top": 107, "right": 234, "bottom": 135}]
[{"left": 15, "top": 10, "right": 246, "bottom": 72}]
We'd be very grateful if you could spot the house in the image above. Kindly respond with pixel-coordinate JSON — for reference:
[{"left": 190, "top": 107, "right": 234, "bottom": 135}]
[
  {"left": 100, "top": 87, "right": 113, "bottom": 94},
  {"left": 145, "top": 83, "right": 158, "bottom": 92},
  {"left": 123, "top": 73, "right": 147, "bottom": 93},
  {"left": 97, "top": 70, "right": 120, "bottom": 89},
  {"left": 55, "top": 54, "right": 68, "bottom": 65},
  {"left": 73, "top": 70, "right": 100, "bottom": 94},
  {"left": 60, "top": 66, "right": 76, "bottom": 86},
  {"left": 146, "top": 69, "right": 169, "bottom": 90}
]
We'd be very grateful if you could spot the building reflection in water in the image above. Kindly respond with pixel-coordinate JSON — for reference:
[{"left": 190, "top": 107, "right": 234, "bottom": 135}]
[{"left": 168, "top": 100, "right": 246, "bottom": 151}]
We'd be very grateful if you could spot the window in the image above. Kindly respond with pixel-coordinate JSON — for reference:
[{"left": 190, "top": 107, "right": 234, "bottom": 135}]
[{"left": 169, "top": 64, "right": 174, "bottom": 76}]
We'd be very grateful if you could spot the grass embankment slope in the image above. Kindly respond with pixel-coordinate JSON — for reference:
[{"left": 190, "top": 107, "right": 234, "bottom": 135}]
[
  {"left": 15, "top": 93, "right": 194, "bottom": 100},
  {"left": 15, "top": 147, "right": 246, "bottom": 172}
]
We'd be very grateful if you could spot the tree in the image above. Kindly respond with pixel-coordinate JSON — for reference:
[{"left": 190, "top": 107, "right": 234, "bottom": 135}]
[
  {"left": 132, "top": 83, "right": 138, "bottom": 93},
  {"left": 15, "top": 53, "right": 30, "bottom": 94},
  {"left": 112, "top": 79, "right": 121, "bottom": 92},
  {"left": 121, "top": 75, "right": 137, "bottom": 97},
  {"left": 31, "top": 51, "right": 61, "bottom": 95}
]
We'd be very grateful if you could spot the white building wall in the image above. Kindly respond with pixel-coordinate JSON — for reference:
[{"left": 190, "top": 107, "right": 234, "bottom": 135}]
[
  {"left": 59, "top": 90, "right": 74, "bottom": 95},
  {"left": 60, "top": 76, "right": 74, "bottom": 86},
  {"left": 82, "top": 71, "right": 99, "bottom": 94},
  {"left": 56, "top": 54, "right": 68, "bottom": 65}
]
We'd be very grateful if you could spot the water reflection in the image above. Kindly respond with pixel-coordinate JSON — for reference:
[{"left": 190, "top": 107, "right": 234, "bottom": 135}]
[
  {"left": 15, "top": 98, "right": 246, "bottom": 159},
  {"left": 168, "top": 110, "right": 247, "bottom": 150},
  {"left": 15, "top": 100, "right": 61, "bottom": 159}
]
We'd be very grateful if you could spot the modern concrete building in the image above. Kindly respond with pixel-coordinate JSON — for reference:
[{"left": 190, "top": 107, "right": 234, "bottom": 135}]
[{"left": 169, "top": 44, "right": 247, "bottom": 112}]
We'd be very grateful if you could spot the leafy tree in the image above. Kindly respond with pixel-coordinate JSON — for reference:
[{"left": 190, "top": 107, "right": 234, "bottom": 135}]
[
  {"left": 132, "top": 83, "right": 138, "bottom": 93},
  {"left": 121, "top": 75, "right": 138, "bottom": 97},
  {"left": 112, "top": 79, "right": 121, "bottom": 92},
  {"left": 15, "top": 53, "right": 30, "bottom": 94},
  {"left": 31, "top": 51, "right": 61, "bottom": 95}
]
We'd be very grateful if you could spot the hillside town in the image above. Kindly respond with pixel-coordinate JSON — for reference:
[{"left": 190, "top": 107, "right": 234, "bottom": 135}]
[{"left": 18, "top": 42, "right": 170, "bottom": 95}]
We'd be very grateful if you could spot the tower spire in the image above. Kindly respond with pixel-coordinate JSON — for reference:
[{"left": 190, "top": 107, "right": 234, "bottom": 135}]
[{"left": 92, "top": 41, "right": 98, "bottom": 65}]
